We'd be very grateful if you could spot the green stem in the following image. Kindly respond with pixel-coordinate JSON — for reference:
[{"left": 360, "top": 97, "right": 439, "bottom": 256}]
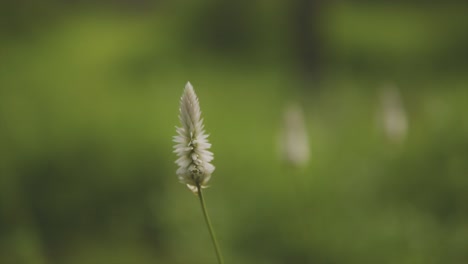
[{"left": 197, "top": 184, "right": 224, "bottom": 264}]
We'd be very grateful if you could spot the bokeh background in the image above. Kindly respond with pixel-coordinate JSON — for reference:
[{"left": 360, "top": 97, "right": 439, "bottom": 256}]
[{"left": 1, "top": 0, "right": 468, "bottom": 263}]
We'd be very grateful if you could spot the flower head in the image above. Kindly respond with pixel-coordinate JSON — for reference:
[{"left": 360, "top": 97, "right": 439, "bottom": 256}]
[
  {"left": 279, "top": 102, "right": 310, "bottom": 167},
  {"left": 380, "top": 83, "right": 408, "bottom": 144},
  {"left": 174, "top": 82, "right": 215, "bottom": 193}
]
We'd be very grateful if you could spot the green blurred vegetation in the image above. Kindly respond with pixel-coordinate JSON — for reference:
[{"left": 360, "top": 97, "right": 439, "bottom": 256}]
[{"left": 1, "top": 1, "right": 468, "bottom": 263}]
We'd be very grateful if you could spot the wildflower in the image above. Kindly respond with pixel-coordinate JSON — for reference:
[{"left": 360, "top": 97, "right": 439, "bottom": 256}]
[
  {"left": 174, "top": 82, "right": 215, "bottom": 193},
  {"left": 279, "top": 102, "right": 310, "bottom": 167},
  {"left": 380, "top": 83, "right": 408, "bottom": 143},
  {"left": 173, "top": 82, "right": 224, "bottom": 264}
]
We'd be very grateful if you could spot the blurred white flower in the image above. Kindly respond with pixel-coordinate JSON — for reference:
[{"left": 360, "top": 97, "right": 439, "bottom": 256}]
[
  {"left": 174, "top": 82, "right": 215, "bottom": 193},
  {"left": 380, "top": 84, "right": 408, "bottom": 143},
  {"left": 279, "top": 102, "right": 310, "bottom": 167}
]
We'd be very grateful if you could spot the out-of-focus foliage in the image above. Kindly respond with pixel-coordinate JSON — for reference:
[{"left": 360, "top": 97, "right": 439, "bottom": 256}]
[{"left": 1, "top": 1, "right": 467, "bottom": 264}]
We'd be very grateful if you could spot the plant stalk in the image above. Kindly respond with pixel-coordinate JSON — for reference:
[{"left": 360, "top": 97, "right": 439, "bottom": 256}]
[{"left": 197, "top": 184, "right": 224, "bottom": 264}]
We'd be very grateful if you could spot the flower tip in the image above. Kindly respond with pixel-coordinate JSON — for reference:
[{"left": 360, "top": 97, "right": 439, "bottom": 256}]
[{"left": 185, "top": 81, "right": 193, "bottom": 90}]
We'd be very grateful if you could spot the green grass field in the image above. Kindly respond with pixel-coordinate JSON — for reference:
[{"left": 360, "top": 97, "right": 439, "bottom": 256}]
[{"left": 1, "top": 2, "right": 467, "bottom": 263}]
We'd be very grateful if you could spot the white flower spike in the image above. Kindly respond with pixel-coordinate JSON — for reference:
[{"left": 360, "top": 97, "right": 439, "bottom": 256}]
[
  {"left": 279, "top": 102, "right": 310, "bottom": 167},
  {"left": 174, "top": 82, "right": 215, "bottom": 193},
  {"left": 380, "top": 83, "right": 408, "bottom": 144}
]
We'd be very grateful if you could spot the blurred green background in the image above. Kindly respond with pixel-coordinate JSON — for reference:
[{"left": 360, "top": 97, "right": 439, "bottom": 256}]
[{"left": 1, "top": 0, "right": 468, "bottom": 263}]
